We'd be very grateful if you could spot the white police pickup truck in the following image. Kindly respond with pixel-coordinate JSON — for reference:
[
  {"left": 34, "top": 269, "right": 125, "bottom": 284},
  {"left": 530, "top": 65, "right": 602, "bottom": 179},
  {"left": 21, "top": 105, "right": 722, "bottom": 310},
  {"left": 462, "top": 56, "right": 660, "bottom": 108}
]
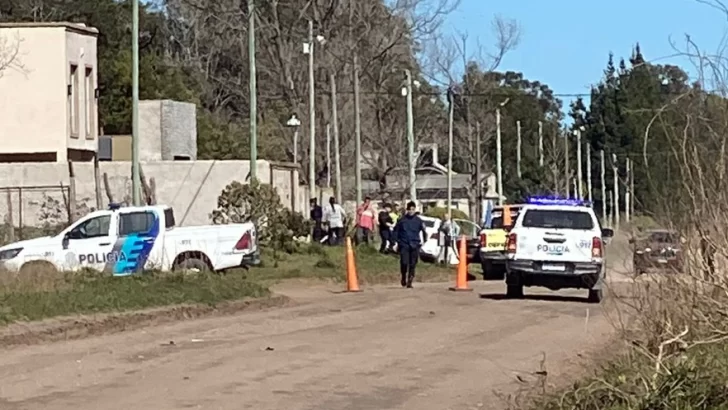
[
  {"left": 0, "top": 204, "right": 260, "bottom": 276},
  {"left": 504, "top": 198, "right": 614, "bottom": 303}
]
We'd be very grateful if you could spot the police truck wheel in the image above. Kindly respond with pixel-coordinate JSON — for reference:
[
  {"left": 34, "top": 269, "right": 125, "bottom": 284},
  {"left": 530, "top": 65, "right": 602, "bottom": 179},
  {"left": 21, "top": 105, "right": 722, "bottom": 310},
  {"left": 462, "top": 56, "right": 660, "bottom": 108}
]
[
  {"left": 174, "top": 257, "right": 210, "bottom": 273},
  {"left": 587, "top": 289, "right": 603, "bottom": 304},
  {"left": 506, "top": 284, "right": 524, "bottom": 299}
]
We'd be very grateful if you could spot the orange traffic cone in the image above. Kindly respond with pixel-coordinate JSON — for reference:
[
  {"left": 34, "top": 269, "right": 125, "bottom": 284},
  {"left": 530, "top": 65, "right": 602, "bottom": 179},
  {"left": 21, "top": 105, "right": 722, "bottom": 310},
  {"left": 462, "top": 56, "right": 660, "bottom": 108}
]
[
  {"left": 449, "top": 236, "right": 473, "bottom": 292},
  {"left": 345, "top": 237, "right": 362, "bottom": 292}
]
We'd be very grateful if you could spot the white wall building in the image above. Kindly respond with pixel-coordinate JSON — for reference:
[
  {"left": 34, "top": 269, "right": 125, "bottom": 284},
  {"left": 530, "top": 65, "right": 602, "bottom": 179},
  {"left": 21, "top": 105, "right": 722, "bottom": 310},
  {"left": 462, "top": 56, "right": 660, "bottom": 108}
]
[{"left": 0, "top": 22, "right": 99, "bottom": 162}]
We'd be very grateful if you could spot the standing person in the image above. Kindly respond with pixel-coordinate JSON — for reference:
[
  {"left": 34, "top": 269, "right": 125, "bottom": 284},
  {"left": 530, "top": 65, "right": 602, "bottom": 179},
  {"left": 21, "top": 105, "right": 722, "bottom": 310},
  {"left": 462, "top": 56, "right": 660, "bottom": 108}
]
[
  {"left": 356, "top": 197, "right": 375, "bottom": 245},
  {"left": 388, "top": 203, "right": 400, "bottom": 252},
  {"left": 377, "top": 203, "right": 394, "bottom": 253},
  {"left": 393, "top": 201, "right": 428, "bottom": 288},
  {"left": 323, "top": 196, "right": 346, "bottom": 246},
  {"left": 310, "top": 199, "right": 324, "bottom": 243},
  {"left": 439, "top": 214, "right": 460, "bottom": 264}
]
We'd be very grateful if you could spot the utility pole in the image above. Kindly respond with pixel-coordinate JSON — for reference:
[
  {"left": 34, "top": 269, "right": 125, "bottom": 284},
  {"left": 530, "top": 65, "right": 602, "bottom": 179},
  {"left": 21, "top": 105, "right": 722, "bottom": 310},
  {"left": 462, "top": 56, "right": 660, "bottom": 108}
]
[
  {"left": 600, "top": 150, "right": 606, "bottom": 223},
  {"left": 330, "top": 73, "right": 342, "bottom": 204},
  {"left": 576, "top": 129, "right": 583, "bottom": 200},
  {"left": 131, "top": 0, "right": 141, "bottom": 205},
  {"left": 404, "top": 69, "right": 416, "bottom": 201},
  {"left": 625, "top": 158, "right": 631, "bottom": 223},
  {"left": 248, "top": 0, "right": 257, "bottom": 180},
  {"left": 516, "top": 120, "right": 522, "bottom": 178},
  {"left": 496, "top": 108, "right": 503, "bottom": 205},
  {"left": 326, "top": 123, "right": 331, "bottom": 188},
  {"left": 446, "top": 87, "right": 455, "bottom": 219},
  {"left": 564, "top": 130, "right": 569, "bottom": 198},
  {"left": 353, "top": 54, "right": 362, "bottom": 204},
  {"left": 307, "top": 20, "right": 316, "bottom": 200},
  {"left": 609, "top": 190, "right": 614, "bottom": 227},
  {"left": 293, "top": 127, "right": 299, "bottom": 163},
  {"left": 586, "top": 143, "right": 592, "bottom": 203},
  {"left": 538, "top": 121, "right": 543, "bottom": 167},
  {"left": 475, "top": 121, "right": 482, "bottom": 223},
  {"left": 612, "top": 153, "right": 619, "bottom": 230},
  {"left": 630, "top": 162, "right": 635, "bottom": 217}
]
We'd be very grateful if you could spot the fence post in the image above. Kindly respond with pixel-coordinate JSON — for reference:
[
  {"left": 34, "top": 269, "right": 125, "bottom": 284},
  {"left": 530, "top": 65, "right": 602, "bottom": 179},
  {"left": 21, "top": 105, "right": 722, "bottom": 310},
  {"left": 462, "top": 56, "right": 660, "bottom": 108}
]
[
  {"left": 93, "top": 155, "right": 102, "bottom": 210},
  {"left": 5, "top": 190, "right": 14, "bottom": 242},
  {"left": 67, "top": 160, "right": 77, "bottom": 222}
]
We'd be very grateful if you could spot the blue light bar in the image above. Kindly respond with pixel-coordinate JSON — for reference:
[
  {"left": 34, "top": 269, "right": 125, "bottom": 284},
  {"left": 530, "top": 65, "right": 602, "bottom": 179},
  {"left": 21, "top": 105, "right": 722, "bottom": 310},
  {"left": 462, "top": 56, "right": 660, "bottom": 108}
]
[
  {"left": 527, "top": 196, "right": 591, "bottom": 206},
  {"left": 108, "top": 202, "right": 122, "bottom": 210}
]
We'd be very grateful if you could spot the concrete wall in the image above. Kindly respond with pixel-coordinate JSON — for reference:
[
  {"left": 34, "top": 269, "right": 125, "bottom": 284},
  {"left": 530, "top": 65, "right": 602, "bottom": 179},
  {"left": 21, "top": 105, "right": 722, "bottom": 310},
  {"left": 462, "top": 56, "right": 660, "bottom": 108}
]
[
  {"left": 138, "top": 100, "right": 197, "bottom": 161},
  {"left": 0, "top": 23, "right": 98, "bottom": 161},
  {"left": 0, "top": 160, "right": 307, "bottom": 228}
]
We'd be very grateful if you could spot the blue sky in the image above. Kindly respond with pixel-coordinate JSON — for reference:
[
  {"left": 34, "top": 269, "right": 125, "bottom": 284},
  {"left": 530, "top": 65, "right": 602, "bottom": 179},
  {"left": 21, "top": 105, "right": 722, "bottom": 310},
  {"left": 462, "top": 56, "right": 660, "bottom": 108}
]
[{"left": 443, "top": 0, "right": 728, "bottom": 112}]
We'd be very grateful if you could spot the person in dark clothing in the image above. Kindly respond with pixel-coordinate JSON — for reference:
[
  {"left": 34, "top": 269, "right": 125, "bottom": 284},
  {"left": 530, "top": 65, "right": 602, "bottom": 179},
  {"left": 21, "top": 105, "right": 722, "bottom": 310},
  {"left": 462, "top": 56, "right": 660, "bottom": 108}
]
[
  {"left": 377, "top": 203, "right": 394, "bottom": 253},
  {"left": 310, "top": 199, "right": 324, "bottom": 242},
  {"left": 393, "top": 201, "right": 428, "bottom": 288}
]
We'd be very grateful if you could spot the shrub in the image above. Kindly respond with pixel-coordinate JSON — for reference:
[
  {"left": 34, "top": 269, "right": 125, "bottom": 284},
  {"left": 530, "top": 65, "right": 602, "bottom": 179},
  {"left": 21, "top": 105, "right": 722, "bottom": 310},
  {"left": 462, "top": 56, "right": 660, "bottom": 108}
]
[{"left": 210, "top": 179, "right": 311, "bottom": 259}]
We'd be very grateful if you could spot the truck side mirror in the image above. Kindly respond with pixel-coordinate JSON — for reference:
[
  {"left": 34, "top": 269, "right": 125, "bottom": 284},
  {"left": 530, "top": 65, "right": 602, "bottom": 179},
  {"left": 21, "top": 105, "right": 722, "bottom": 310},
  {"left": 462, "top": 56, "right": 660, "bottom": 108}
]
[
  {"left": 62, "top": 233, "right": 70, "bottom": 250},
  {"left": 602, "top": 228, "right": 614, "bottom": 238}
]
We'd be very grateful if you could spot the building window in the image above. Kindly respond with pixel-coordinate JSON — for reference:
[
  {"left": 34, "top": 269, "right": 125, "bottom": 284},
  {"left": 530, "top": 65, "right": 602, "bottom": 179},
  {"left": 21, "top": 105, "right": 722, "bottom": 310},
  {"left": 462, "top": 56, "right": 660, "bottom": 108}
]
[
  {"left": 69, "top": 64, "right": 79, "bottom": 138},
  {"left": 85, "top": 67, "right": 95, "bottom": 139}
]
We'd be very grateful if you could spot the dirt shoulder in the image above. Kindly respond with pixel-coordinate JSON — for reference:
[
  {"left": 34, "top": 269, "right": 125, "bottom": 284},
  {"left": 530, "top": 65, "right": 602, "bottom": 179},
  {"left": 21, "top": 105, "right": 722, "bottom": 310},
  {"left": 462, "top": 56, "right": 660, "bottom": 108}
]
[{"left": 0, "top": 278, "right": 624, "bottom": 410}]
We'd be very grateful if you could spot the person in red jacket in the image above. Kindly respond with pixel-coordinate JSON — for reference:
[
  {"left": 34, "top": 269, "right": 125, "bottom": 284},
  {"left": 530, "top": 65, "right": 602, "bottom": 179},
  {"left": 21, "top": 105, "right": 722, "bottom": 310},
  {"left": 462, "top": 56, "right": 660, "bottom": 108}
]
[{"left": 356, "top": 197, "right": 375, "bottom": 245}]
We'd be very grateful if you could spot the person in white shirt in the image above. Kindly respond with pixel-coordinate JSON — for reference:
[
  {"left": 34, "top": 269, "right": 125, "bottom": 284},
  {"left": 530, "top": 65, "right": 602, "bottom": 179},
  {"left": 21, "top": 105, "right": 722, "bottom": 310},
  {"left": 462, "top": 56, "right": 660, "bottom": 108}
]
[{"left": 323, "top": 196, "right": 347, "bottom": 245}]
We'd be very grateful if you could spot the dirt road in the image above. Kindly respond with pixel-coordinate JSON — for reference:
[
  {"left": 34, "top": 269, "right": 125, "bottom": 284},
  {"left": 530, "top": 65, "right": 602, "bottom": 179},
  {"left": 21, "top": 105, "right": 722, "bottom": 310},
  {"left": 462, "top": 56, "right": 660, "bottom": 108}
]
[{"left": 0, "top": 274, "right": 630, "bottom": 410}]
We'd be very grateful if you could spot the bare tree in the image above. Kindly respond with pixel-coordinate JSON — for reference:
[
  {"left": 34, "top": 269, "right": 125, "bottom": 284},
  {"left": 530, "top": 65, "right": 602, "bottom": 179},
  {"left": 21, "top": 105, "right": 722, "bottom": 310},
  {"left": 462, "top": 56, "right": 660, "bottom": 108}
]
[{"left": 420, "top": 15, "right": 520, "bottom": 217}]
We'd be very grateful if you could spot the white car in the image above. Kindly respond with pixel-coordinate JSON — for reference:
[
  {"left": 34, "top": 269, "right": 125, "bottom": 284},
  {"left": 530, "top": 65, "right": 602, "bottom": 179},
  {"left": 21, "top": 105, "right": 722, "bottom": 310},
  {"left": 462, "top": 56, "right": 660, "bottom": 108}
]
[
  {"left": 419, "top": 216, "right": 481, "bottom": 265},
  {"left": 504, "top": 198, "right": 614, "bottom": 303},
  {"left": 0, "top": 204, "right": 260, "bottom": 275}
]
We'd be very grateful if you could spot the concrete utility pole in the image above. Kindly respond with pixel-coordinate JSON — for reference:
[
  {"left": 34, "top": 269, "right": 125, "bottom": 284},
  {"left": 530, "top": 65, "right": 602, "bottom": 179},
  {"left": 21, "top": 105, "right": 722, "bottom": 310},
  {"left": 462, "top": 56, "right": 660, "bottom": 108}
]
[
  {"left": 600, "top": 150, "right": 606, "bottom": 223},
  {"left": 446, "top": 87, "right": 455, "bottom": 219},
  {"left": 609, "top": 190, "right": 614, "bottom": 227},
  {"left": 576, "top": 129, "right": 583, "bottom": 200},
  {"left": 612, "top": 153, "right": 619, "bottom": 230},
  {"left": 326, "top": 123, "right": 331, "bottom": 188},
  {"left": 630, "top": 161, "right": 635, "bottom": 217},
  {"left": 516, "top": 120, "right": 522, "bottom": 179},
  {"left": 404, "top": 69, "right": 416, "bottom": 201},
  {"left": 586, "top": 143, "right": 592, "bottom": 203},
  {"left": 496, "top": 108, "right": 503, "bottom": 205},
  {"left": 330, "top": 73, "right": 342, "bottom": 204},
  {"left": 307, "top": 20, "right": 316, "bottom": 200},
  {"left": 353, "top": 54, "right": 362, "bottom": 204},
  {"left": 538, "top": 121, "right": 543, "bottom": 167},
  {"left": 475, "top": 121, "right": 482, "bottom": 222},
  {"left": 564, "top": 130, "right": 569, "bottom": 198},
  {"left": 131, "top": 0, "right": 141, "bottom": 205},
  {"left": 248, "top": 0, "right": 257, "bottom": 180},
  {"left": 625, "top": 158, "right": 631, "bottom": 222}
]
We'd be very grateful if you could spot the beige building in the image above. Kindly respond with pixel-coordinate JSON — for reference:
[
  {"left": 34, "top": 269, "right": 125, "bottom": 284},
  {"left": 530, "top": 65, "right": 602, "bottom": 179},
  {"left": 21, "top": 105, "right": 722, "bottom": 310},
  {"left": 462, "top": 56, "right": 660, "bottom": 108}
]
[{"left": 0, "top": 22, "right": 99, "bottom": 162}]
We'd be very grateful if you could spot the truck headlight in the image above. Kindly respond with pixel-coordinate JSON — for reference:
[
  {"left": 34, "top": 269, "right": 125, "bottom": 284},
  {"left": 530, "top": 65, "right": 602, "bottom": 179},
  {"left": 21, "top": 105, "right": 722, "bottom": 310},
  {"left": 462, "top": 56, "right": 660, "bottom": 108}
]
[{"left": 0, "top": 248, "right": 23, "bottom": 260}]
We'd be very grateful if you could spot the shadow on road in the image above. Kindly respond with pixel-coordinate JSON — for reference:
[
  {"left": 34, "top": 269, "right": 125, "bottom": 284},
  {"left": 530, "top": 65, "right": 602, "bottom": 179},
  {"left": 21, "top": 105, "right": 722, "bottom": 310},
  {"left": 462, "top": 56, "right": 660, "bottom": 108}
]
[{"left": 478, "top": 293, "right": 590, "bottom": 304}]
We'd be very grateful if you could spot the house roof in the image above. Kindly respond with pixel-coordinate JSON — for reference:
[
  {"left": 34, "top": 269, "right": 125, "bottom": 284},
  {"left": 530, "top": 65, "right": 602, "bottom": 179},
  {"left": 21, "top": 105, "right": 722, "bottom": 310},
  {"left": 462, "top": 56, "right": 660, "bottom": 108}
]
[{"left": 0, "top": 22, "right": 99, "bottom": 36}]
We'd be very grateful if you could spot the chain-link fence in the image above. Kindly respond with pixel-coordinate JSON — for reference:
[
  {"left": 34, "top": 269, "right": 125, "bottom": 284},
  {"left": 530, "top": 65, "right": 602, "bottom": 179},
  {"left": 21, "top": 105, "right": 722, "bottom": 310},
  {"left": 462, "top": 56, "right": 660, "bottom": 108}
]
[{"left": 0, "top": 185, "right": 72, "bottom": 245}]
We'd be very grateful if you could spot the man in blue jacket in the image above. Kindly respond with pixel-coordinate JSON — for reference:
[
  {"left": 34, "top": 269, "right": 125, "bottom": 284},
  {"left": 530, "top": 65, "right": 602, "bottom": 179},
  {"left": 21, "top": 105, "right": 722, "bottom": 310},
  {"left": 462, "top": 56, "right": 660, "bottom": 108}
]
[{"left": 393, "top": 201, "right": 428, "bottom": 288}]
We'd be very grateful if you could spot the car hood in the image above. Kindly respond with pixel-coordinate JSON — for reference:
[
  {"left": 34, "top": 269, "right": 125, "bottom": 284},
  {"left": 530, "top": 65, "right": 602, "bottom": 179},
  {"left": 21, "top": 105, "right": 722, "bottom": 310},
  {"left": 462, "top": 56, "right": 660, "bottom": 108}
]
[{"left": 0, "top": 236, "right": 56, "bottom": 252}]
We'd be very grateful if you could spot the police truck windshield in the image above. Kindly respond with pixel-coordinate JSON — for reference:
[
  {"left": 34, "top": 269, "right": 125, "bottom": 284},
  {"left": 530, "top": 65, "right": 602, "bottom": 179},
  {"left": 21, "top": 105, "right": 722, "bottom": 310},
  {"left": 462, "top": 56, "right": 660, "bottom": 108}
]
[{"left": 521, "top": 209, "right": 594, "bottom": 230}]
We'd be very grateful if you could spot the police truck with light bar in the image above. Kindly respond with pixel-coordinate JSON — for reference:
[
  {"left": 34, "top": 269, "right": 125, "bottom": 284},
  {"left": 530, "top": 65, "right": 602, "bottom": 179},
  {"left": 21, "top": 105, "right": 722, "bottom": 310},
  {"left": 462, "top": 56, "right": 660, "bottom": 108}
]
[
  {"left": 503, "top": 197, "right": 614, "bottom": 303},
  {"left": 0, "top": 204, "right": 260, "bottom": 275}
]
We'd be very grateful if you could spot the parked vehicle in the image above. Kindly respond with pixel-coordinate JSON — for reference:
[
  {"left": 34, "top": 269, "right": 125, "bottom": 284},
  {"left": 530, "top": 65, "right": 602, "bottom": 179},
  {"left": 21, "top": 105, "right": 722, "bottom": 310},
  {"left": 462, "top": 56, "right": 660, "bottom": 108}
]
[
  {"left": 0, "top": 204, "right": 259, "bottom": 275},
  {"left": 420, "top": 217, "right": 481, "bottom": 265},
  {"left": 504, "top": 197, "right": 614, "bottom": 303},
  {"left": 479, "top": 205, "right": 523, "bottom": 279},
  {"left": 631, "top": 229, "right": 683, "bottom": 274}
]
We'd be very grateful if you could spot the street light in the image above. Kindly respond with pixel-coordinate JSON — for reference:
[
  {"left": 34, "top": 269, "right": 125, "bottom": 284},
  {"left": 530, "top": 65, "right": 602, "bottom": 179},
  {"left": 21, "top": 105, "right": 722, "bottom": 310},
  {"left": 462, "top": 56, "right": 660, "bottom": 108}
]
[
  {"left": 401, "top": 71, "right": 421, "bottom": 202},
  {"left": 286, "top": 114, "right": 301, "bottom": 164},
  {"left": 303, "top": 22, "right": 326, "bottom": 199},
  {"left": 495, "top": 98, "right": 509, "bottom": 205}
]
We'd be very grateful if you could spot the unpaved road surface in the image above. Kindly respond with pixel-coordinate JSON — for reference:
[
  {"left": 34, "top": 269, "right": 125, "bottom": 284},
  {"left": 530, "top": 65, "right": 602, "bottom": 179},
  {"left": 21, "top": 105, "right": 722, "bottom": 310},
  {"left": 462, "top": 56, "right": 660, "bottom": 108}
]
[{"left": 0, "top": 273, "right": 631, "bottom": 410}]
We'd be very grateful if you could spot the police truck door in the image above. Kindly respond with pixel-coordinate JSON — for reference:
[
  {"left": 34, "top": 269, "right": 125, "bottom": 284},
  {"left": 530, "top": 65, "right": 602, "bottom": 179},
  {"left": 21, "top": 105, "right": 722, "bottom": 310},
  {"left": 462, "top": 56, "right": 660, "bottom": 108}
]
[{"left": 62, "top": 213, "right": 117, "bottom": 272}]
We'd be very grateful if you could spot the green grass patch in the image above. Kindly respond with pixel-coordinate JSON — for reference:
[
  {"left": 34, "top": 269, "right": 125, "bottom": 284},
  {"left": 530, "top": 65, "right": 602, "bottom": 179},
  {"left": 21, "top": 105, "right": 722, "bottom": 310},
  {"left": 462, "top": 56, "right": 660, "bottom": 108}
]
[
  {"left": 533, "top": 343, "right": 728, "bottom": 410},
  {"left": 0, "top": 242, "right": 454, "bottom": 325},
  {"left": 0, "top": 270, "right": 268, "bottom": 325}
]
